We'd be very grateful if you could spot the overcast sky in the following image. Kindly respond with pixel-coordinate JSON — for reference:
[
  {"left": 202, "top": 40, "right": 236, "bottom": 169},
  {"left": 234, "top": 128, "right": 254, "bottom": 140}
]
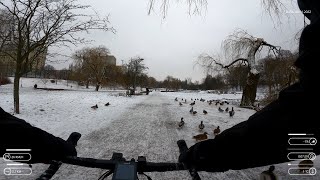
[{"left": 49, "top": 0, "right": 304, "bottom": 82}]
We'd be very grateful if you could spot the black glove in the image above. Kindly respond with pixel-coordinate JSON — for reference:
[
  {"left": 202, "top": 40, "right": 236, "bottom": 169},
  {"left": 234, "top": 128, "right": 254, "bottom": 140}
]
[
  {"left": 178, "top": 144, "right": 194, "bottom": 169},
  {"left": 178, "top": 141, "right": 231, "bottom": 172},
  {"left": 0, "top": 107, "right": 77, "bottom": 164},
  {"left": 27, "top": 127, "right": 78, "bottom": 163}
]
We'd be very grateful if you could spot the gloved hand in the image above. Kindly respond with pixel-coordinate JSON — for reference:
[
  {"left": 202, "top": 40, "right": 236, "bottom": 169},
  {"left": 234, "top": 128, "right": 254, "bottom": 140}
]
[
  {"left": 177, "top": 121, "right": 251, "bottom": 172},
  {"left": 0, "top": 107, "right": 77, "bottom": 164},
  {"left": 178, "top": 141, "right": 229, "bottom": 172},
  {"left": 178, "top": 143, "right": 199, "bottom": 168},
  {"left": 27, "top": 127, "right": 78, "bottom": 163}
]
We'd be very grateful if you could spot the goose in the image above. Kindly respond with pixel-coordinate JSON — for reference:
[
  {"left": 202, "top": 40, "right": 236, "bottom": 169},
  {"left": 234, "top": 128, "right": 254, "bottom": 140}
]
[
  {"left": 105, "top": 102, "right": 110, "bottom": 106},
  {"left": 218, "top": 107, "right": 224, "bottom": 112},
  {"left": 91, "top": 104, "right": 98, "bottom": 110},
  {"left": 193, "top": 132, "right": 208, "bottom": 141},
  {"left": 260, "top": 165, "right": 278, "bottom": 180},
  {"left": 229, "top": 107, "right": 235, "bottom": 117},
  {"left": 203, "top": 110, "right": 208, "bottom": 114},
  {"left": 199, "top": 121, "right": 204, "bottom": 130},
  {"left": 178, "top": 118, "right": 185, "bottom": 128},
  {"left": 213, "top": 126, "right": 220, "bottom": 135},
  {"left": 189, "top": 107, "right": 194, "bottom": 113}
]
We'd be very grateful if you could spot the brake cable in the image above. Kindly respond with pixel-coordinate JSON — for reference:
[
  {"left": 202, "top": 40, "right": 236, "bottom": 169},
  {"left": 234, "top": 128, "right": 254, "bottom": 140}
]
[{"left": 98, "top": 170, "right": 113, "bottom": 180}]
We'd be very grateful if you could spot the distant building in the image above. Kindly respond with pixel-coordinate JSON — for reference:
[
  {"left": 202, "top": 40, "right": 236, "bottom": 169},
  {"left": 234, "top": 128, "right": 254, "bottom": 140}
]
[
  {"left": 29, "top": 48, "right": 47, "bottom": 70},
  {"left": 101, "top": 55, "right": 116, "bottom": 66},
  {"left": 0, "top": 46, "right": 47, "bottom": 75},
  {"left": 0, "top": 27, "right": 47, "bottom": 75},
  {"left": 0, "top": 9, "right": 47, "bottom": 75}
]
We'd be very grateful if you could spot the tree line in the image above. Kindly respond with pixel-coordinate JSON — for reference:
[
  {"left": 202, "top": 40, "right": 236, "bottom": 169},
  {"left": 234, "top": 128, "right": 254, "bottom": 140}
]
[
  {"left": 62, "top": 47, "right": 297, "bottom": 95},
  {"left": 157, "top": 50, "right": 298, "bottom": 93}
]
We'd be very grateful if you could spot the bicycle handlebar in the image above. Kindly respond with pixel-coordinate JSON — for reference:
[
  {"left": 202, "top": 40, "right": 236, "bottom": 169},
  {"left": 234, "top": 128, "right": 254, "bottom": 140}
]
[
  {"left": 37, "top": 132, "right": 201, "bottom": 180},
  {"left": 62, "top": 156, "right": 185, "bottom": 172}
]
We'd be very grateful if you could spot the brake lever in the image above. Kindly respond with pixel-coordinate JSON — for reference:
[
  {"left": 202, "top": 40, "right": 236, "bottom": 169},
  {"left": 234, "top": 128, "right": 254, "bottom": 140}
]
[{"left": 177, "top": 140, "right": 201, "bottom": 180}]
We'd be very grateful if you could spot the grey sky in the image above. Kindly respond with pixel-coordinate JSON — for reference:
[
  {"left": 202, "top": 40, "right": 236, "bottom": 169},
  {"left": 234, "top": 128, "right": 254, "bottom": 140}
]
[{"left": 50, "top": 0, "right": 304, "bottom": 82}]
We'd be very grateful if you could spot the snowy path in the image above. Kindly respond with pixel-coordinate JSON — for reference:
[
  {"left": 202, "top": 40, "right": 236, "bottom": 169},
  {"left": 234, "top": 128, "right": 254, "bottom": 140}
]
[
  {"left": 52, "top": 92, "right": 191, "bottom": 180},
  {"left": 44, "top": 92, "right": 265, "bottom": 180}
]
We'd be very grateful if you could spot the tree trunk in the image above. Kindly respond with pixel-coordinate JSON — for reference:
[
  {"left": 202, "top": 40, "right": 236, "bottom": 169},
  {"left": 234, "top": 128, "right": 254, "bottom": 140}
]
[
  {"left": 240, "top": 39, "right": 264, "bottom": 107},
  {"left": 95, "top": 82, "right": 100, "bottom": 91},
  {"left": 241, "top": 72, "right": 260, "bottom": 106},
  {"left": 86, "top": 79, "right": 89, "bottom": 89},
  {"left": 13, "top": 74, "right": 21, "bottom": 114},
  {"left": 133, "top": 75, "right": 136, "bottom": 95}
]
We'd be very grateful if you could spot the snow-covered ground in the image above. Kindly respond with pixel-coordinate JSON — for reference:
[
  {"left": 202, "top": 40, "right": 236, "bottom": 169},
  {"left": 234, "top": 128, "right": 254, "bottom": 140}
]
[{"left": 0, "top": 78, "right": 319, "bottom": 180}]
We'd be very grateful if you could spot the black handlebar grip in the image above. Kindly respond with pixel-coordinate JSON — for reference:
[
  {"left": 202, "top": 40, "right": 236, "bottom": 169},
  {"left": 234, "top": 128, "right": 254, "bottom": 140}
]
[
  {"left": 177, "top": 140, "right": 188, "bottom": 154},
  {"left": 177, "top": 140, "right": 201, "bottom": 180},
  {"left": 66, "top": 132, "right": 81, "bottom": 147}
]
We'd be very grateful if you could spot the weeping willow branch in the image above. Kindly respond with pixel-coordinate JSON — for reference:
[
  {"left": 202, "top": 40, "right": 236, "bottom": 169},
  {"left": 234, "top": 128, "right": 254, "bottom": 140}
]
[
  {"left": 262, "top": 41, "right": 282, "bottom": 57},
  {"left": 261, "top": 0, "right": 288, "bottom": 18},
  {"left": 196, "top": 53, "right": 248, "bottom": 76},
  {"left": 148, "top": 0, "right": 207, "bottom": 18},
  {"left": 222, "top": 29, "right": 257, "bottom": 60}
]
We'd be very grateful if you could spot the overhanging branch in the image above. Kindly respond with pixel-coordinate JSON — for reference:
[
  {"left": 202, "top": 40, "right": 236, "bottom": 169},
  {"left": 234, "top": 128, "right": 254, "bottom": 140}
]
[
  {"left": 262, "top": 41, "right": 281, "bottom": 57},
  {"left": 221, "top": 58, "right": 248, "bottom": 68}
]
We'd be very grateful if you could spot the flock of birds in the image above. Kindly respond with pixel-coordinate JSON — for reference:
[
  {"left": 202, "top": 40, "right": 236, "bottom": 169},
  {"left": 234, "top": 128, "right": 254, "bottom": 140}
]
[
  {"left": 90, "top": 96, "right": 235, "bottom": 143},
  {"left": 91, "top": 102, "right": 110, "bottom": 110},
  {"left": 175, "top": 97, "right": 236, "bottom": 142}
]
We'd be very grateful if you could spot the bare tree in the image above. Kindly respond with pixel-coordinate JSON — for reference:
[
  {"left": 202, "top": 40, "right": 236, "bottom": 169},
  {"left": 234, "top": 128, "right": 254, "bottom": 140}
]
[
  {"left": 103, "top": 64, "right": 127, "bottom": 89},
  {"left": 163, "top": 75, "right": 181, "bottom": 91},
  {"left": 73, "top": 46, "right": 110, "bottom": 91},
  {"left": 201, "top": 74, "right": 226, "bottom": 90},
  {"left": 42, "top": 64, "right": 55, "bottom": 79},
  {"left": 126, "top": 57, "right": 148, "bottom": 94},
  {"left": 0, "top": 0, "right": 113, "bottom": 113},
  {"left": 147, "top": 76, "right": 158, "bottom": 88},
  {"left": 197, "top": 29, "right": 281, "bottom": 107}
]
